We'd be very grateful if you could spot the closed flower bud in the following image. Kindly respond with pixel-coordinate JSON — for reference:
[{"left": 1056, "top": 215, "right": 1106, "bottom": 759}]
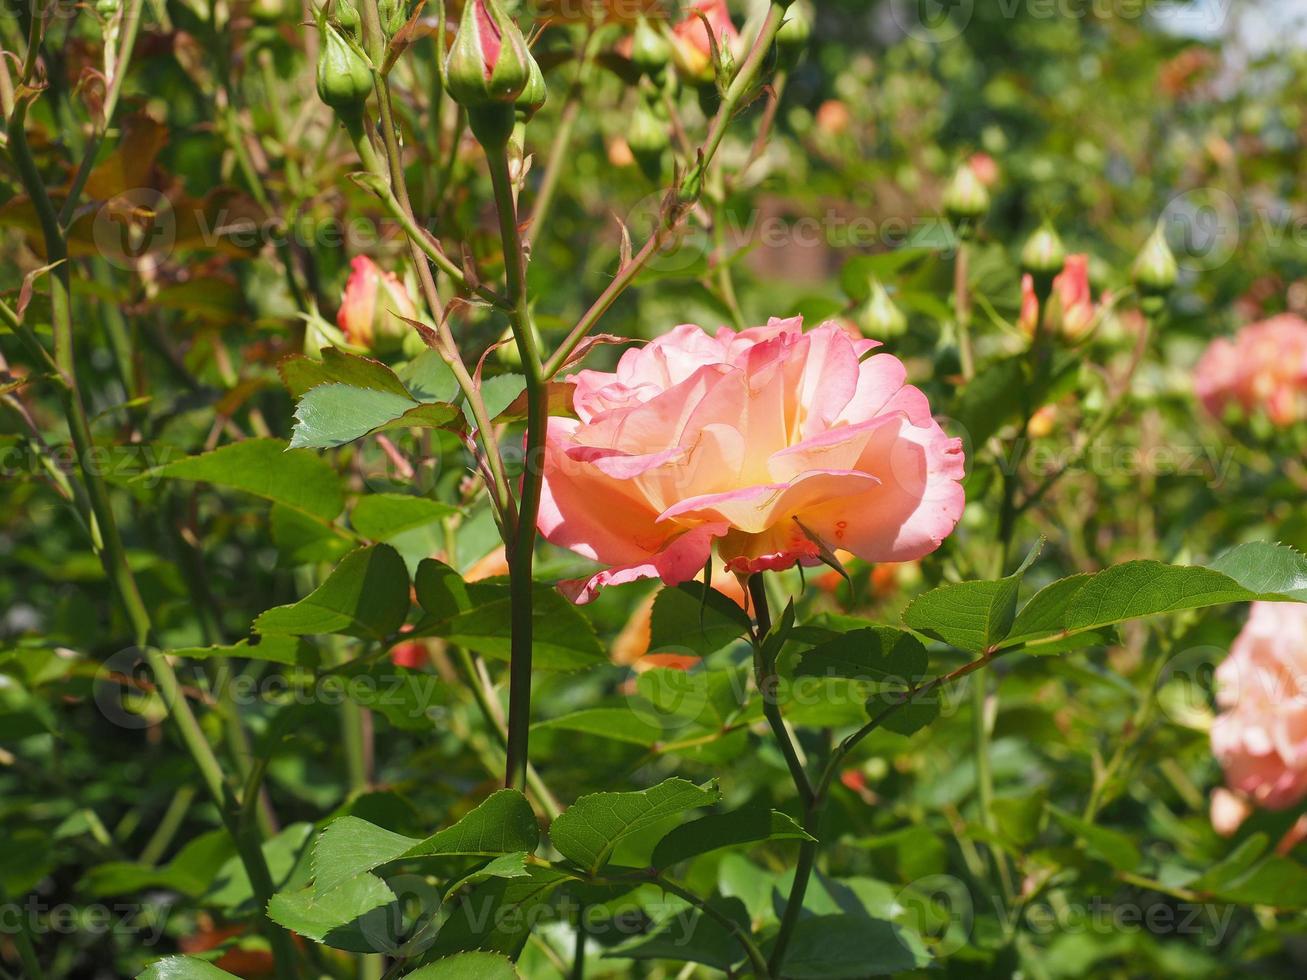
[
  {"left": 1132, "top": 223, "right": 1179, "bottom": 297},
  {"left": 446, "top": 0, "right": 532, "bottom": 108},
  {"left": 672, "top": 0, "right": 738, "bottom": 84},
  {"left": 337, "top": 256, "right": 418, "bottom": 354},
  {"left": 316, "top": 21, "right": 373, "bottom": 116},
  {"left": 858, "top": 278, "right": 908, "bottom": 339},
  {"left": 335, "top": 0, "right": 361, "bottom": 33},
  {"left": 775, "top": 2, "right": 812, "bottom": 69},
  {"left": 628, "top": 98, "right": 669, "bottom": 182},
  {"left": 631, "top": 16, "right": 672, "bottom": 78},
  {"left": 943, "top": 162, "right": 990, "bottom": 224},
  {"left": 1021, "top": 224, "right": 1067, "bottom": 279},
  {"left": 515, "top": 52, "right": 548, "bottom": 122}
]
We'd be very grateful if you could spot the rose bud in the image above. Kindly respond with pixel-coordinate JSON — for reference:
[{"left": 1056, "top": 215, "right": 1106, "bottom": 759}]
[
  {"left": 943, "top": 162, "right": 990, "bottom": 227},
  {"left": 631, "top": 15, "right": 673, "bottom": 78},
  {"left": 628, "top": 97, "right": 670, "bottom": 182},
  {"left": 1020, "top": 223, "right": 1067, "bottom": 299},
  {"left": 515, "top": 51, "right": 548, "bottom": 123},
  {"left": 671, "top": 0, "right": 739, "bottom": 84},
  {"left": 445, "top": 0, "right": 532, "bottom": 108},
  {"left": 774, "top": 1, "right": 813, "bottom": 70},
  {"left": 316, "top": 20, "right": 373, "bottom": 119},
  {"left": 968, "top": 151, "right": 1000, "bottom": 187},
  {"left": 1132, "top": 223, "right": 1179, "bottom": 298},
  {"left": 337, "top": 256, "right": 419, "bottom": 354},
  {"left": 858, "top": 278, "right": 908, "bottom": 339}
]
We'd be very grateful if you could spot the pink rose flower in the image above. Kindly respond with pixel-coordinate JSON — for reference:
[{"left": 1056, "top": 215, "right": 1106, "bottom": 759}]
[
  {"left": 671, "top": 0, "right": 739, "bottom": 81},
  {"left": 1195, "top": 314, "right": 1307, "bottom": 427},
  {"left": 539, "top": 318, "right": 966, "bottom": 603},
  {"left": 1018, "top": 254, "right": 1103, "bottom": 340},
  {"left": 337, "top": 256, "right": 418, "bottom": 354},
  {"left": 1211, "top": 601, "right": 1307, "bottom": 810}
]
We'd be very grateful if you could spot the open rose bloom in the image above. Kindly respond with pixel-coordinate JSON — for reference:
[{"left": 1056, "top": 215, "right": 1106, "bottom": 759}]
[
  {"left": 1194, "top": 314, "right": 1307, "bottom": 427},
  {"left": 1211, "top": 602, "right": 1307, "bottom": 812},
  {"left": 539, "top": 318, "right": 966, "bottom": 603}
]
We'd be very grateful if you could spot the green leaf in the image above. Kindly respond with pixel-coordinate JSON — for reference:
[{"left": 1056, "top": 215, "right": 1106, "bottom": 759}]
[
  {"left": 1047, "top": 804, "right": 1141, "bottom": 872},
  {"left": 267, "top": 874, "right": 396, "bottom": 948},
  {"left": 875, "top": 690, "right": 940, "bottom": 737},
  {"left": 1208, "top": 542, "right": 1307, "bottom": 598},
  {"left": 649, "top": 582, "right": 752, "bottom": 657},
  {"left": 255, "top": 545, "right": 410, "bottom": 640},
  {"left": 1008, "top": 543, "right": 1307, "bottom": 648},
  {"left": 794, "top": 627, "right": 928, "bottom": 684},
  {"left": 281, "top": 347, "right": 414, "bottom": 398},
  {"left": 172, "top": 635, "right": 319, "bottom": 667},
  {"left": 402, "top": 789, "right": 540, "bottom": 859},
  {"left": 550, "top": 778, "right": 721, "bottom": 873},
  {"left": 311, "top": 790, "right": 538, "bottom": 897},
  {"left": 402, "top": 953, "right": 522, "bottom": 980},
  {"left": 147, "top": 438, "right": 344, "bottom": 521},
  {"left": 903, "top": 543, "right": 1042, "bottom": 652},
  {"left": 774, "top": 913, "right": 932, "bottom": 977},
  {"left": 351, "top": 494, "right": 459, "bottom": 541},
  {"left": 284, "top": 347, "right": 462, "bottom": 449},
  {"left": 313, "top": 817, "right": 422, "bottom": 898},
  {"left": 291, "top": 384, "right": 460, "bottom": 450},
  {"left": 137, "top": 958, "right": 243, "bottom": 980},
  {"left": 652, "top": 808, "right": 814, "bottom": 868}
]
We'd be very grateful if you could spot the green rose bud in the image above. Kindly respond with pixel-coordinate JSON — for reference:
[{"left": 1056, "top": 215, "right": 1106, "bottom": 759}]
[
  {"left": 628, "top": 98, "right": 670, "bottom": 183},
  {"left": 943, "top": 162, "right": 990, "bottom": 225},
  {"left": 631, "top": 16, "right": 672, "bottom": 78},
  {"left": 859, "top": 278, "right": 908, "bottom": 339},
  {"left": 775, "top": 2, "right": 812, "bottom": 70},
  {"left": 515, "top": 51, "right": 548, "bottom": 123},
  {"left": 1132, "top": 223, "right": 1179, "bottom": 297},
  {"left": 1021, "top": 223, "right": 1067, "bottom": 278},
  {"left": 316, "top": 20, "right": 373, "bottom": 118},
  {"left": 445, "top": 0, "right": 532, "bottom": 108},
  {"left": 335, "top": 0, "right": 361, "bottom": 34}
]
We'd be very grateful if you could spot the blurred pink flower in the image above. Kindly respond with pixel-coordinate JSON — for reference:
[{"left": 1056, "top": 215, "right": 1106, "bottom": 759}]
[
  {"left": 1195, "top": 314, "right": 1307, "bottom": 427},
  {"left": 337, "top": 256, "right": 418, "bottom": 353},
  {"left": 968, "top": 152, "right": 1000, "bottom": 188},
  {"left": 1018, "top": 254, "right": 1103, "bottom": 340},
  {"left": 671, "top": 0, "right": 739, "bottom": 81},
  {"left": 1211, "top": 602, "right": 1307, "bottom": 811},
  {"left": 539, "top": 318, "right": 966, "bottom": 603}
]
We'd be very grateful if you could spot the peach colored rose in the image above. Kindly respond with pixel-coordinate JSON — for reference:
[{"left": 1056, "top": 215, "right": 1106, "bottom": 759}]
[
  {"left": 337, "top": 256, "right": 418, "bottom": 353},
  {"left": 1211, "top": 602, "right": 1307, "bottom": 811},
  {"left": 671, "top": 0, "right": 739, "bottom": 82},
  {"left": 539, "top": 318, "right": 966, "bottom": 603},
  {"left": 1195, "top": 314, "right": 1307, "bottom": 427},
  {"left": 1210, "top": 787, "right": 1252, "bottom": 837},
  {"left": 1018, "top": 254, "right": 1103, "bottom": 340}
]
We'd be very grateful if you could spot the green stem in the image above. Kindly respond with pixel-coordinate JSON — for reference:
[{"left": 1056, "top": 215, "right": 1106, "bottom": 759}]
[
  {"left": 955, "top": 238, "right": 975, "bottom": 380},
  {"left": 652, "top": 876, "right": 772, "bottom": 980},
  {"left": 486, "top": 146, "right": 548, "bottom": 792},
  {"left": 747, "top": 575, "right": 814, "bottom": 807}
]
